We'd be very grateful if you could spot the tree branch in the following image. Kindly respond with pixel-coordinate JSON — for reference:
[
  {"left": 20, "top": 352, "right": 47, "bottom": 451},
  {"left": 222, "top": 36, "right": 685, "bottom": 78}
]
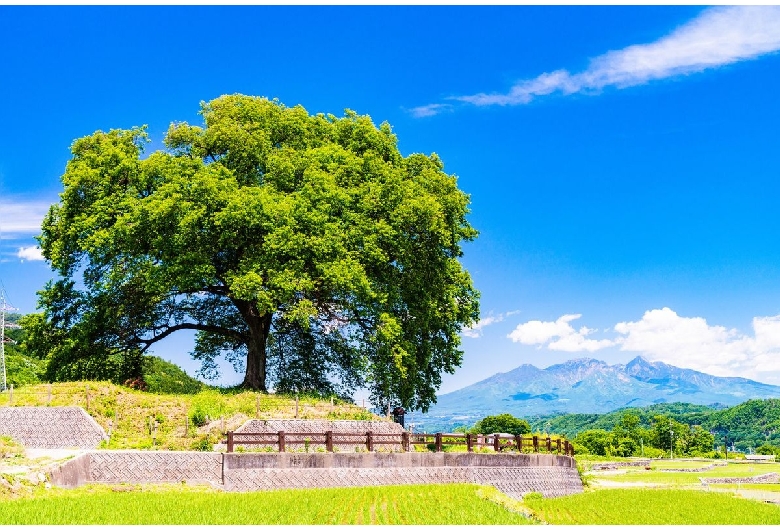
[{"left": 135, "top": 322, "right": 247, "bottom": 352}]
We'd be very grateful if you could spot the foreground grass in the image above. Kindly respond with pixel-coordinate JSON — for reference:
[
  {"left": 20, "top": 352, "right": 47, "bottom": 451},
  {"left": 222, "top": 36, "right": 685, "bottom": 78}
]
[
  {"left": 0, "top": 483, "right": 532, "bottom": 525},
  {"left": 524, "top": 488, "right": 780, "bottom": 525}
]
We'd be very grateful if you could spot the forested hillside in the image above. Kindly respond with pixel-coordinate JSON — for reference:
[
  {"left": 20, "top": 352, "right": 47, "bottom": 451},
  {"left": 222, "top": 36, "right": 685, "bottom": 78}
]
[{"left": 530, "top": 400, "right": 780, "bottom": 453}]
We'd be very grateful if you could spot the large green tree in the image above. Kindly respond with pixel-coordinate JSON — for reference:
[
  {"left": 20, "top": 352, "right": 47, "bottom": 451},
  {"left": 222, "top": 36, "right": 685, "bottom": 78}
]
[{"left": 35, "top": 95, "right": 480, "bottom": 410}]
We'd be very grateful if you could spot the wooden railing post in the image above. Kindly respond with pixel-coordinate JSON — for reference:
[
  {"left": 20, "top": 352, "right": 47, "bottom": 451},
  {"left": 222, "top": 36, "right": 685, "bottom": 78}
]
[
  {"left": 435, "top": 433, "right": 443, "bottom": 453},
  {"left": 366, "top": 431, "right": 374, "bottom": 452},
  {"left": 227, "top": 431, "right": 234, "bottom": 453},
  {"left": 8, "top": 384, "right": 12, "bottom": 406},
  {"left": 563, "top": 440, "right": 569, "bottom": 456},
  {"left": 556, "top": 438, "right": 562, "bottom": 454},
  {"left": 402, "top": 431, "right": 410, "bottom": 452},
  {"left": 466, "top": 433, "right": 473, "bottom": 452},
  {"left": 493, "top": 434, "right": 501, "bottom": 452},
  {"left": 514, "top": 435, "right": 521, "bottom": 452},
  {"left": 533, "top": 435, "right": 539, "bottom": 453},
  {"left": 278, "top": 431, "right": 286, "bottom": 452},
  {"left": 546, "top": 437, "right": 552, "bottom": 452},
  {"left": 325, "top": 430, "right": 333, "bottom": 452}
]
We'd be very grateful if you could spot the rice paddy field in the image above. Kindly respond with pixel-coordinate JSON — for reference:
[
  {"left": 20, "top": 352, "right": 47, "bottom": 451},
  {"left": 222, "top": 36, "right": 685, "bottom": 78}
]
[
  {"left": 3, "top": 457, "right": 780, "bottom": 524},
  {"left": 0, "top": 483, "right": 533, "bottom": 525}
]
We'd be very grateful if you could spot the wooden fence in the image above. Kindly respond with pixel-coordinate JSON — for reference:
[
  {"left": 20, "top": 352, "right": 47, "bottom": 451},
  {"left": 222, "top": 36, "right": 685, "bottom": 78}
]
[{"left": 224, "top": 430, "right": 575, "bottom": 456}]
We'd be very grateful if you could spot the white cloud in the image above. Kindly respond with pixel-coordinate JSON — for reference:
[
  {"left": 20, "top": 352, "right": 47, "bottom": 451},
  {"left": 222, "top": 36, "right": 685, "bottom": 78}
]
[
  {"left": 507, "top": 313, "right": 615, "bottom": 352},
  {"left": 17, "top": 246, "right": 44, "bottom": 261},
  {"left": 408, "top": 103, "right": 453, "bottom": 118},
  {"left": 509, "top": 307, "right": 780, "bottom": 384},
  {"left": 613, "top": 308, "right": 780, "bottom": 380},
  {"left": 462, "top": 310, "right": 519, "bottom": 338},
  {"left": 0, "top": 198, "right": 51, "bottom": 237},
  {"left": 416, "top": 6, "right": 780, "bottom": 115}
]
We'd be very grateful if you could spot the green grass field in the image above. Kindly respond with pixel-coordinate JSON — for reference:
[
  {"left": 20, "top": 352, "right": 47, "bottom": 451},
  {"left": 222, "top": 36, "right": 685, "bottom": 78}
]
[
  {"left": 0, "top": 483, "right": 532, "bottom": 525},
  {"left": 523, "top": 488, "right": 780, "bottom": 525}
]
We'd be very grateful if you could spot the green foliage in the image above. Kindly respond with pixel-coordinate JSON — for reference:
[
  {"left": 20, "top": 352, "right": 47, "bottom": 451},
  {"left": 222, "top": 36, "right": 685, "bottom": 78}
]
[
  {"left": 189, "top": 408, "right": 208, "bottom": 428},
  {"left": 472, "top": 413, "right": 531, "bottom": 435},
  {"left": 34, "top": 94, "right": 480, "bottom": 410},
  {"left": 2, "top": 313, "right": 46, "bottom": 387},
  {"left": 532, "top": 399, "right": 780, "bottom": 452},
  {"left": 142, "top": 356, "right": 205, "bottom": 394},
  {"left": 190, "top": 436, "right": 212, "bottom": 451},
  {"left": 574, "top": 429, "right": 613, "bottom": 456}
]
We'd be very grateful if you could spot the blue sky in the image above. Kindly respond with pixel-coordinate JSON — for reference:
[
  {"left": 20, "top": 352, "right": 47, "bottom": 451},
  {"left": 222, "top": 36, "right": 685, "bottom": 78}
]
[{"left": 2, "top": 6, "right": 780, "bottom": 395}]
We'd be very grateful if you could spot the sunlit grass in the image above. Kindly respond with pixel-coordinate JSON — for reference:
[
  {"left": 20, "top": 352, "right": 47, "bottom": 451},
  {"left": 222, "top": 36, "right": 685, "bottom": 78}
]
[
  {"left": 0, "top": 483, "right": 533, "bottom": 525},
  {"left": 524, "top": 488, "right": 780, "bottom": 525}
]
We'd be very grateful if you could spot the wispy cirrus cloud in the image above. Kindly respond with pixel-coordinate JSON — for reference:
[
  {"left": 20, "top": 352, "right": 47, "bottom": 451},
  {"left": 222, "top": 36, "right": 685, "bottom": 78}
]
[
  {"left": 412, "top": 6, "right": 780, "bottom": 116},
  {"left": 0, "top": 198, "right": 50, "bottom": 237},
  {"left": 463, "top": 310, "right": 520, "bottom": 338},
  {"left": 508, "top": 308, "right": 780, "bottom": 384}
]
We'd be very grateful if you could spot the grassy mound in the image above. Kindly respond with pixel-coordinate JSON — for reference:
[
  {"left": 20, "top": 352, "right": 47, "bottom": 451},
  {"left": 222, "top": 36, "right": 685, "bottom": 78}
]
[{"left": 3, "top": 381, "right": 377, "bottom": 451}]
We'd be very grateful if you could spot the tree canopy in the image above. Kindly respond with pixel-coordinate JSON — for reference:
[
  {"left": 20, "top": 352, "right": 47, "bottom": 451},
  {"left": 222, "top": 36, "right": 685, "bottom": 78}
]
[
  {"left": 472, "top": 413, "right": 531, "bottom": 436},
  {"left": 34, "top": 94, "right": 480, "bottom": 411}
]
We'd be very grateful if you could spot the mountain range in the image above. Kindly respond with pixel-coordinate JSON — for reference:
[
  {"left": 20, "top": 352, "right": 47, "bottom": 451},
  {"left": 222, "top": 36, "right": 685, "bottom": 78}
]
[{"left": 411, "top": 356, "right": 780, "bottom": 433}]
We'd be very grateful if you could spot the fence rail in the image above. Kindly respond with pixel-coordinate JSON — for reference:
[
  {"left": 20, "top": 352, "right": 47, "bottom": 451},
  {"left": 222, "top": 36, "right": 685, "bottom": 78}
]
[{"left": 223, "top": 430, "right": 575, "bottom": 456}]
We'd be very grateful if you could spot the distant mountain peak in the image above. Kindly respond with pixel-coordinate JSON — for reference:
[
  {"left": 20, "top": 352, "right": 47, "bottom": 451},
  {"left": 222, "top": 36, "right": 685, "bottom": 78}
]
[{"left": 417, "top": 355, "right": 780, "bottom": 432}]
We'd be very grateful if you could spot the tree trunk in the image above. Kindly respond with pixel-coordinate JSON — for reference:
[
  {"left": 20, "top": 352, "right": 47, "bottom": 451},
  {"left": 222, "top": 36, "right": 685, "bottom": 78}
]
[{"left": 234, "top": 300, "right": 272, "bottom": 391}]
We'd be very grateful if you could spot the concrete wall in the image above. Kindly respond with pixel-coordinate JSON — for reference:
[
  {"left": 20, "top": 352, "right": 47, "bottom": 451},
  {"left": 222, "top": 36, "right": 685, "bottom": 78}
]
[
  {"left": 48, "top": 450, "right": 583, "bottom": 499},
  {"left": 0, "top": 407, "right": 107, "bottom": 449}
]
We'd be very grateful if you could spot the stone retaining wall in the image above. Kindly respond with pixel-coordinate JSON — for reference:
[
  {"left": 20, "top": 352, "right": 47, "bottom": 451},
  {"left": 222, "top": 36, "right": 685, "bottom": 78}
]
[
  {"left": 0, "top": 407, "right": 107, "bottom": 449},
  {"left": 49, "top": 451, "right": 582, "bottom": 499}
]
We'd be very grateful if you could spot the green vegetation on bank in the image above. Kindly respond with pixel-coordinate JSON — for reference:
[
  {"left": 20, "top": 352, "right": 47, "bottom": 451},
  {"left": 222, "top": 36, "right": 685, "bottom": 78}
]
[{"left": 0, "top": 484, "right": 532, "bottom": 525}]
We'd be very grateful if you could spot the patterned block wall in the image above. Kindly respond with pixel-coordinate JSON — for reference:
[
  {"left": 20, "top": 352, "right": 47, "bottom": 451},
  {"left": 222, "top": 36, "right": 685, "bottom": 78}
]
[
  {"left": 222, "top": 465, "right": 583, "bottom": 498},
  {"left": 87, "top": 451, "right": 223, "bottom": 486},
  {"left": 0, "top": 407, "right": 107, "bottom": 449},
  {"left": 48, "top": 450, "right": 583, "bottom": 499}
]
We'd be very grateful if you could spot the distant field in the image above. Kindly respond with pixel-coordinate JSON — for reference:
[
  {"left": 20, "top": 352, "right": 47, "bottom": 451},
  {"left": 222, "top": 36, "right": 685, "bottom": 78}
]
[
  {"left": 0, "top": 483, "right": 532, "bottom": 525},
  {"left": 592, "top": 462, "right": 780, "bottom": 486}
]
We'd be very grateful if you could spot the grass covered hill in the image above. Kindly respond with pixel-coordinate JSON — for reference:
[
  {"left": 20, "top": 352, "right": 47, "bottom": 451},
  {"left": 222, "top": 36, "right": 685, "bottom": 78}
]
[{"left": 3, "top": 381, "right": 376, "bottom": 451}]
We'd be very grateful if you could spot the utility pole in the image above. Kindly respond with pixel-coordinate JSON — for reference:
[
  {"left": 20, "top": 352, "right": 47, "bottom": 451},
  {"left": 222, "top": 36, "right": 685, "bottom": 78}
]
[
  {"left": 0, "top": 289, "right": 17, "bottom": 392},
  {"left": 669, "top": 420, "right": 674, "bottom": 460}
]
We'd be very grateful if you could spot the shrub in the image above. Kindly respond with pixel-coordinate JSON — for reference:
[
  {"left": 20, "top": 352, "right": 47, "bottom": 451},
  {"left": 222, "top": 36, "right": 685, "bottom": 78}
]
[
  {"left": 472, "top": 414, "right": 531, "bottom": 436},
  {"left": 191, "top": 436, "right": 212, "bottom": 451},
  {"left": 190, "top": 408, "right": 208, "bottom": 427}
]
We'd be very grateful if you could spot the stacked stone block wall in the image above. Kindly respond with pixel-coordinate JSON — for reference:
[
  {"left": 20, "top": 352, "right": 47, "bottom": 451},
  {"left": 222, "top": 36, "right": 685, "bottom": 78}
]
[
  {"left": 49, "top": 450, "right": 583, "bottom": 499},
  {"left": 0, "top": 407, "right": 106, "bottom": 449}
]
